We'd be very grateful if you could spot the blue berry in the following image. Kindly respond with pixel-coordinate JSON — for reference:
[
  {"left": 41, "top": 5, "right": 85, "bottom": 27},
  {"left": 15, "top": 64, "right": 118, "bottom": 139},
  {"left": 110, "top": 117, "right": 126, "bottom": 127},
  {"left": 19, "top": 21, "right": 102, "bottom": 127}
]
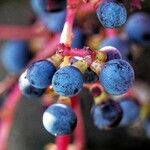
[
  {"left": 100, "top": 46, "right": 122, "bottom": 61},
  {"left": 83, "top": 67, "right": 99, "bottom": 83},
  {"left": 31, "top": 0, "right": 66, "bottom": 13},
  {"left": 31, "top": 0, "right": 66, "bottom": 32},
  {"left": 0, "top": 41, "right": 31, "bottom": 74},
  {"left": 91, "top": 99, "right": 122, "bottom": 129},
  {"left": 71, "top": 28, "right": 86, "bottom": 48},
  {"left": 119, "top": 98, "right": 140, "bottom": 126},
  {"left": 41, "top": 0, "right": 66, "bottom": 12},
  {"left": 124, "top": 12, "right": 150, "bottom": 46},
  {"left": 144, "top": 117, "right": 150, "bottom": 138},
  {"left": 100, "top": 36, "right": 130, "bottom": 61},
  {"left": 96, "top": 1, "right": 127, "bottom": 28},
  {"left": 27, "top": 60, "right": 56, "bottom": 89},
  {"left": 99, "top": 59, "right": 135, "bottom": 95},
  {"left": 52, "top": 66, "right": 83, "bottom": 97},
  {"left": 19, "top": 71, "right": 46, "bottom": 98},
  {"left": 41, "top": 10, "right": 66, "bottom": 33},
  {"left": 43, "top": 103, "right": 77, "bottom": 136}
]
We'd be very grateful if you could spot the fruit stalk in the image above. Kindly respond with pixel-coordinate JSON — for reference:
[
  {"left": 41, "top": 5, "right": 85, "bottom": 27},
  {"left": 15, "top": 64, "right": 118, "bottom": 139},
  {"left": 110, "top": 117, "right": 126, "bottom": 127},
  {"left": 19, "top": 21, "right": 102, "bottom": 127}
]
[
  {"left": 0, "top": 85, "right": 22, "bottom": 150},
  {"left": 0, "top": 24, "right": 49, "bottom": 40}
]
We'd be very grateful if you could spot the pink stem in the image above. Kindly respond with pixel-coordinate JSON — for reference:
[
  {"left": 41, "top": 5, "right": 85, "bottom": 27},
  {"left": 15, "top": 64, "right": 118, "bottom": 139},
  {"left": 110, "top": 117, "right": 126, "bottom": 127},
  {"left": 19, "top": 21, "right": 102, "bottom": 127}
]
[
  {"left": 0, "top": 85, "right": 22, "bottom": 150},
  {"left": 0, "top": 76, "right": 17, "bottom": 95},
  {"left": 130, "top": 0, "right": 142, "bottom": 9},
  {"left": 0, "top": 25, "right": 50, "bottom": 40},
  {"left": 34, "top": 34, "right": 60, "bottom": 61},
  {"left": 0, "top": 33, "right": 60, "bottom": 150},
  {"left": 56, "top": 135, "right": 71, "bottom": 150},
  {"left": 105, "top": 29, "right": 118, "bottom": 37},
  {"left": 64, "top": 48, "right": 93, "bottom": 57},
  {"left": 59, "top": 2, "right": 77, "bottom": 46}
]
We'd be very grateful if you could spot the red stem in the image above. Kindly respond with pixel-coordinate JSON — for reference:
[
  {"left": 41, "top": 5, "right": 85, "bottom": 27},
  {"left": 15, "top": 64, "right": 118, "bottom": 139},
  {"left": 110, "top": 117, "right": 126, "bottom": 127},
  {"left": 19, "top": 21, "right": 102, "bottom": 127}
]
[
  {"left": 56, "top": 135, "right": 71, "bottom": 150},
  {"left": 0, "top": 85, "right": 22, "bottom": 150},
  {"left": 105, "top": 28, "right": 118, "bottom": 37},
  {"left": 60, "top": 1, "right": 77, "bottom": 46},
  {"left": 0, "top": 32, "right": 60, "bottom": 150},
  {"left": 34, "top": 34, "right": 60, "bottom": 61},
  {"left": 130, "top": 0, "right": 142, "bottom": 9}
]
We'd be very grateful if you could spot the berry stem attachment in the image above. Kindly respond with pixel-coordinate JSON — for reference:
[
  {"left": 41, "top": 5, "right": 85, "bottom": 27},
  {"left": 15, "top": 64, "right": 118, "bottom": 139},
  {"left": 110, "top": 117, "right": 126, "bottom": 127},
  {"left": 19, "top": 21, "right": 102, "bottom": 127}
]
[{"left": 56, "top": 135, "right": 71, "bottom": 150}]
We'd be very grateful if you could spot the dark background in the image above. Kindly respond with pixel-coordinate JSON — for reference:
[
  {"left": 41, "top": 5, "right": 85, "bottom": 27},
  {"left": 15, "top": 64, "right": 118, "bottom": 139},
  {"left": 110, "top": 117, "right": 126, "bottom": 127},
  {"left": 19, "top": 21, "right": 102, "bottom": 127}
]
[{"left": 0, "top": 0, "right": 150, "bottom": 150}]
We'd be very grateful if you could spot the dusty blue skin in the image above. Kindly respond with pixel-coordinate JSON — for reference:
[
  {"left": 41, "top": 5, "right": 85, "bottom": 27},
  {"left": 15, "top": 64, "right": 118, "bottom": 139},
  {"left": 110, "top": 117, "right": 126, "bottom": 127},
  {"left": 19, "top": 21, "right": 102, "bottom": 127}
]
[
  {"left": 124, "top": 12, "right": 150, "bottom": 46},
  {"left": 99, "top": 59, "right": 135, "bottom": 95},
  {"left": 91, "top": 100, "right": 122, "bottom": 129},
  {"left": 119, "top": 98, "right": 140, "bottom": 126},
  {"left": 19, "top": 71, "right": 45, "bottom": 98},
  {"left": 52, "top": 66, "right": 83, "bottom": 97},
  {"left": 100, "top": 46, "right": 122, "bottom": 62},
  {"left": 71, "top": 28, "right": 86, "bottom": 48},
  {"left": 31, "top": 0, "right": 66, "bottom": 32},
  {"left": 42, "top": 103, "right": 77, "bottom": 136},
  {"left": 0, "top": 41, "right": 31, "bottom": 74},
  {"left": 96, "top": 1, "right": 127, "bottom": 28},
  {"left": 99, "top": 36, "right": 130, "bottom": 62},
  {"left": 144, "top": 117, "right": 150, "bottom": 138},
  {"left": 27, "top": 60, "right": 56, "bottom": 89}
]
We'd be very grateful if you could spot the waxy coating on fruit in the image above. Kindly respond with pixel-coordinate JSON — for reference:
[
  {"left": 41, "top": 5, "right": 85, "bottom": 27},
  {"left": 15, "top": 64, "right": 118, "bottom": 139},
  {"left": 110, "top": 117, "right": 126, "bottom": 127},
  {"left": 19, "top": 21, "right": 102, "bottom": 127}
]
[
  {"left": 99, "top": 59, "right": 135, "bottom": 95},
  {"left": 27, "top": 60, "right": 56, "bottom": 89},
  {"left": 43, "top": 103, "right": 77, "bottom": 136},
  {"left": 52, "top": 66, "right": 84, "bottom": 97}
]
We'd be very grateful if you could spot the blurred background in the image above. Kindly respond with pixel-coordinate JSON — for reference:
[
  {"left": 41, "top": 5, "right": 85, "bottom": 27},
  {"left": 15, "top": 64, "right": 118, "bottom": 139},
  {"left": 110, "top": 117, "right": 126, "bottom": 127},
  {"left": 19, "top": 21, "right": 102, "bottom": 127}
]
[{"left": 0, "top": 0, "right": 150, "bottom": 150}]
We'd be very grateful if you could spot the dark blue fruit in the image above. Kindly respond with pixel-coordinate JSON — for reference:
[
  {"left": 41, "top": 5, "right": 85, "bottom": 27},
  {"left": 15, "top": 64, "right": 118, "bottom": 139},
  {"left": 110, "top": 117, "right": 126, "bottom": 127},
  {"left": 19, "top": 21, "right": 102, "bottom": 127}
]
[
  {"left": 27, "top": 60, "right": 56, "bottom": 89},
  {"left": 91, "top": 99, "right": 123, "bottom": 129},
  {"left": 1, "top": 41, "right": 31, "bottom": 74},
  {"left": 19, "top": 71, "right": 46, "bottom": 98},
  {"left": 43, "top": 103, "right": 77, "bottom": 136}
]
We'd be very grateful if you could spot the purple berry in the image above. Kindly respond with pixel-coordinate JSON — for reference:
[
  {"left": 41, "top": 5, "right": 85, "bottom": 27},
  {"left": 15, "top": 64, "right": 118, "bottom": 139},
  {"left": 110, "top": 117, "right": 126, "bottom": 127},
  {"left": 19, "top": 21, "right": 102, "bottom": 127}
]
[{"left": 100, "top": 46, "right": 122, "bottom": 61}]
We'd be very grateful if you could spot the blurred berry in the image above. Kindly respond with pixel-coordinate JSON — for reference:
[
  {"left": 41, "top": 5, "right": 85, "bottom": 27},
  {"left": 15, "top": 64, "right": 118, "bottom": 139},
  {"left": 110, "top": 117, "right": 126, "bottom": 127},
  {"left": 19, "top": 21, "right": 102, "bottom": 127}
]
[
  {"left": 91, "top": 99, "right": 123, "bottom": 129},
  {"left": 124, "top": 12, "right": 150, "bottom": 46},
  {"left": 144, "top": 117, "right": 150, "bottom": 138},
  {"left": 71, "top": 28, "right": 86, "bottom": 48},
  {"left": 0, "top": 41, "right": 31, "bottom": 74},
  {"left": 119, "top": 98, "right": 140, "bottom": 126},
  {"left": 100, "top": 36, "right": 130, "bottom": 62},
  {"left": 31, "top": 0, "right": 66, "bottom": 32}
]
